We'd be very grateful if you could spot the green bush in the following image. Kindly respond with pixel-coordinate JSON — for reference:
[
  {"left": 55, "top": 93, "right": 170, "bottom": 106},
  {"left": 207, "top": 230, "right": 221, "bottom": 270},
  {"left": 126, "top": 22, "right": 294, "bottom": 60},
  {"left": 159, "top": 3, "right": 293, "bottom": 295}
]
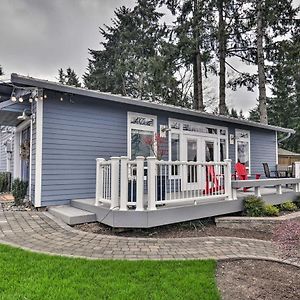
[
  {"left": 293, "top": 196, "right": 300, "bottom": 209},
  {"left": 11, "top": 179, "right": 28, "bottom": 205},
  {"left": 0, "top": 172, "right": 11, "bottom": 193},
  {"left": 263, "top": 204, "right": 280, "bottom": 216},
  {"left": 280, "top": 201, "right": 298, "bottom": 212},
  {"left": 244, "top": 196, "right": 265, "bottom": 217}
]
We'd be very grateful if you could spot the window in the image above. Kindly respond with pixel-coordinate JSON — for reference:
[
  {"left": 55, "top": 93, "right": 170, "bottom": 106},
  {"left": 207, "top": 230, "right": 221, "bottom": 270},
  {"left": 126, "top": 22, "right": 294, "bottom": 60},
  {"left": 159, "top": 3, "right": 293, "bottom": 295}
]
[
  {"left": 170, "top": 133, "right": 180, "bottom": 176},
  {"left": 235, "top": 129, "right": 250, "bottom": 171},
  {"left": 128, "top": 112, "right": 157, "bottom": 159}
]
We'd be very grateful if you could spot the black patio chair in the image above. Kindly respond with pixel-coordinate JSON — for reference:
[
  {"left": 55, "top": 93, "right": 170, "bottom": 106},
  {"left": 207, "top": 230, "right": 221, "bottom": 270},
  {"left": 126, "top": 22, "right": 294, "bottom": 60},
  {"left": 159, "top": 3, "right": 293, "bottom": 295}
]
[{"left": 262, "top": 163, "right": 279, "bottom": 178}]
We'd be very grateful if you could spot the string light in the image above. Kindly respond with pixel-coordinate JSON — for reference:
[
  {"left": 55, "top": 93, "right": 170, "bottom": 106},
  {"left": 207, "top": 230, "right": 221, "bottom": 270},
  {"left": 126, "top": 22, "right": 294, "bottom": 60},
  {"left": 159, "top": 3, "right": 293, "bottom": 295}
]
[
  {"left": 44, "top": 94, "right": 47, "bottom": 99},
  {"left": 29, "top": 98, "right": 33, "bottom": 103},
  {"left": 11, "top": 96, "right": 17, "bottom": 102},
  {"left": 34, "top": 97, "right": 39, "bottom": 102},
  {"left": 60, "top": 97, "right": 64, "bottom": 101},
  {"left": 18, "top": 97, "right": 24, "bottom": 103}
]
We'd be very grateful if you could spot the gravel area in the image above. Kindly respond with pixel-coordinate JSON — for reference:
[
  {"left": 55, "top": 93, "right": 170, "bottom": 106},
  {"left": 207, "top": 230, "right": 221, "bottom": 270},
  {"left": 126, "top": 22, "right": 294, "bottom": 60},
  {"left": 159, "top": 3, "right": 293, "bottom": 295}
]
[
  {"left": 74, "top": 218, "right": 272, "bottom": 240},
  {"left": 217, "top": 259, "right": 300, "bottom": 300}
]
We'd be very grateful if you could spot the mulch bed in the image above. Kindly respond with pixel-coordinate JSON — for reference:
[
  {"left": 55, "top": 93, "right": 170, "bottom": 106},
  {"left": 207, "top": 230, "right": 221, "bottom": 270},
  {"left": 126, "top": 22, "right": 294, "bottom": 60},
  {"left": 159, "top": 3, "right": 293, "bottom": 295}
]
[
  {"left": 217, "top": 259, "right": 300, "bottom": 300},
  {"left": 74, "top": 218, "right": 272, "bottom": 240}
]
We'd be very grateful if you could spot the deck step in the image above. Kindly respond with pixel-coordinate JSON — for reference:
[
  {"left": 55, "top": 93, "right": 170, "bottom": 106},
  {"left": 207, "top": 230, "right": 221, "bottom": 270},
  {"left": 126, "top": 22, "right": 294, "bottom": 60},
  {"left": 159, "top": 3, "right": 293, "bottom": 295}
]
[{"left": 48, "top": 205, "right": 96, "bottom": 225}]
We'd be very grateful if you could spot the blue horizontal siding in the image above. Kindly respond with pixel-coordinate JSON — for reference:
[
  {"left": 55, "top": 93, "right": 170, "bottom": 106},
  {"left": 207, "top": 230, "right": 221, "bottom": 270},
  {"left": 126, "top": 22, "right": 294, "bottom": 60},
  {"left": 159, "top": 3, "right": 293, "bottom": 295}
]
[{"left": 40, "top": 91, "right": 277, "bottom": 206}]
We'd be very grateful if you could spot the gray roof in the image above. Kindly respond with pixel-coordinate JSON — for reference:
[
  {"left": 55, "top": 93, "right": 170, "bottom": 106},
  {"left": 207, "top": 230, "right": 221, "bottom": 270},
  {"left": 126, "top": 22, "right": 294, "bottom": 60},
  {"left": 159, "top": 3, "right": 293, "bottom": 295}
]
[
  {"left": 278, "top": 148, "right": 300, "bottom": 156},
  {"left": 10, "top": 73, "right": 295, "bottom": 134}
]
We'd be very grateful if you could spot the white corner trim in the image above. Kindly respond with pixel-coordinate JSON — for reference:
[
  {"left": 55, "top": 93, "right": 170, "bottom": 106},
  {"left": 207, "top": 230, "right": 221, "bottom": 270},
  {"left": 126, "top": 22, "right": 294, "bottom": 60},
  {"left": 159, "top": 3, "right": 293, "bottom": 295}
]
[
  {"left": 275, "top": 131, "right": 278, "bottom": 164},
  {"left": 34, "top": 99, "right": 43, "bottom": 207}
]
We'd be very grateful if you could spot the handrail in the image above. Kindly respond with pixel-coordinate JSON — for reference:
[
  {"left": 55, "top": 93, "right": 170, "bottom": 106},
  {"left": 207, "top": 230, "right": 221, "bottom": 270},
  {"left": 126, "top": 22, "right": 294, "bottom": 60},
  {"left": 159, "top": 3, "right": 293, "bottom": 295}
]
[{"left": 232, "top": 178, "right": 300, "bottom": 188}]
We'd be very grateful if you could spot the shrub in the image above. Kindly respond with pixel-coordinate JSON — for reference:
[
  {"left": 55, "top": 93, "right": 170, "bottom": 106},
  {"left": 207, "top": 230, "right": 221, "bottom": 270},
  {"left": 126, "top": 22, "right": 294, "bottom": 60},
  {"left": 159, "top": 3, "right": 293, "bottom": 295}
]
[
  {"left": 244, "top": 196, "right": 265, "bottom": 217},
  {"left": 0, "top": 172, "right": 11, "bottom": 193},
  {"left": 293, "top": 196, "right": 300, "bottom": 209},
  {"left": 280, "top": 201, "right": 298, "bottom": 212},
  {"left": 263, "top": 204, "right": 280, "bottom": 216},
  {"left": 11, "top": 179, "right": 28, "bottom": 205}
]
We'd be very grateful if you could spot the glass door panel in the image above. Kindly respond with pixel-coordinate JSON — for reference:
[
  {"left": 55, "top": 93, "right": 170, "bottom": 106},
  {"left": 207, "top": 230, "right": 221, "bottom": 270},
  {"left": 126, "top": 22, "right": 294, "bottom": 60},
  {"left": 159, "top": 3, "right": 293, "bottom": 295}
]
[{"left": 187, "top": 139, "right": 197, "bottom": 183}]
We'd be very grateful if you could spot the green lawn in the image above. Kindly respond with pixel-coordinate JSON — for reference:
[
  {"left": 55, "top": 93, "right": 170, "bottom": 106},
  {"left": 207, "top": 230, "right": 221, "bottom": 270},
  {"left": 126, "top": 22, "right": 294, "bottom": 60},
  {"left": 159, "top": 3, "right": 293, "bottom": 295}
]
[{"left": 0, "top": 244, "right": 220, "bottom": 300}]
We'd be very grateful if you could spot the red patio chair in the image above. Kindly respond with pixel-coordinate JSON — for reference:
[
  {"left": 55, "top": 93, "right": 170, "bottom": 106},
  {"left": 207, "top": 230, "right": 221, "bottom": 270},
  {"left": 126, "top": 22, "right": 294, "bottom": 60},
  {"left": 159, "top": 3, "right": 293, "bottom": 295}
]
[{"left": 234, "top": 162, "right": 261, "bottom": 192}]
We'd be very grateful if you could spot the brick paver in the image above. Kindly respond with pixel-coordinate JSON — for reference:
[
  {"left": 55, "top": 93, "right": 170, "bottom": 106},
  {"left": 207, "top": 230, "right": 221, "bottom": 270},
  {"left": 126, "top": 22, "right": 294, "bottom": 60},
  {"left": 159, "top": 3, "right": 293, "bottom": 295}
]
[{"left": 0, "top": 210, "right": 298, "bottom": 266}]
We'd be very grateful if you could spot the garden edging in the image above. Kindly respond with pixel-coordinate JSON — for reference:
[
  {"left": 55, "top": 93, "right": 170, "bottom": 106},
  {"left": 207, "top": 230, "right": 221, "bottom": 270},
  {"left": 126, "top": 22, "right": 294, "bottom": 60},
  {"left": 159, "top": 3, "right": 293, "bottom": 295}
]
[{"left": 215, "top": 211, "right": 300, "bottom": 233}]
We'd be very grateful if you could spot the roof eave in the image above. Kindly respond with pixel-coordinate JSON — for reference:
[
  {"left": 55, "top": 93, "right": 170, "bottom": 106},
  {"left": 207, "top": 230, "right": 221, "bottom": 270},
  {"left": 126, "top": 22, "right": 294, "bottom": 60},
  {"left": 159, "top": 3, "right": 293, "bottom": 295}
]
[{"left": 11, "top": 73, "right": 295, "bottom": 134}]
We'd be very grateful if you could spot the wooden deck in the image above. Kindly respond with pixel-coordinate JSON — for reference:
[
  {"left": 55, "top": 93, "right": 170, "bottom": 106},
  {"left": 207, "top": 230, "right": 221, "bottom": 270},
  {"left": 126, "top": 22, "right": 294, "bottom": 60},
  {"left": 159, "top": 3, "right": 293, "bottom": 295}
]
[{"left": 70, "top": 186, "right": 299, "bottom": 228}]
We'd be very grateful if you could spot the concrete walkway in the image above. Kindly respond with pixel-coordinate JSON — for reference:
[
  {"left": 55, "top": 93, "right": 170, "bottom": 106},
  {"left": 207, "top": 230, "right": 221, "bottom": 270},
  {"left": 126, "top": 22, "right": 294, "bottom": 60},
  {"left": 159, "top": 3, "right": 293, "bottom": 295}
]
[{"left": 0, "top": 210, "right": 298, "bottom": 266}]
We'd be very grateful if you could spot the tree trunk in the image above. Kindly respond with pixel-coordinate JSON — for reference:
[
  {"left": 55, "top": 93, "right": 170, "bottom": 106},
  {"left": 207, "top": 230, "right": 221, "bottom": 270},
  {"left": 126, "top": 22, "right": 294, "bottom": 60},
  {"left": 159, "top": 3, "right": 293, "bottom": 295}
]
[
  {"left": 218, "top": 0, "right": 227, "bottom": 115},
  {"left": 193, "top": 0, "right": 204, "bottom": 111},
  {"left": 257, "top": 0, "right": 268, "bottom": 124}
]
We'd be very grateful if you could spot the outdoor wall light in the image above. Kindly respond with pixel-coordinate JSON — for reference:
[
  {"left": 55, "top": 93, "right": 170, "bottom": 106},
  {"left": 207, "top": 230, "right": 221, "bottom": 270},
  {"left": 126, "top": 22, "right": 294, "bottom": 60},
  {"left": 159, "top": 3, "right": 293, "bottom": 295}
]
[{"left": 17, "top": 109, "right": 32, "bottom": 121}]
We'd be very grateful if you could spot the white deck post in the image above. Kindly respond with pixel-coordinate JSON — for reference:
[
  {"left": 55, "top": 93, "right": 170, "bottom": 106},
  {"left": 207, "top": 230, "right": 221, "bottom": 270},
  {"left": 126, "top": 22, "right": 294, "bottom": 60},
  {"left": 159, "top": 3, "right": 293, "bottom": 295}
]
[
  {"left": 224, "top": 159, "right": 232, "bottom": 200},
  {"left": 254, "top": 186, "right": 261, "bottom": 197},
  {"left": 110, "top": 157, "right": 120, "bottom": 209},
  {"left": 294, "top": 162, "right": 300, "bottom": 192},
  {"left": 120, "top": 156, "right": 129, "bottom": 211},
  {"left": 147, "top": 157, "right": 157, "bottom": 211},
  {"left": 135, "top": 156, "right": 145, "bottom": 211},
  {"left": 276, "top": 184, "right": 282, "bottom": 195},
  {"left": 95, "top": 158, "right": 105, "bottom": 206}
]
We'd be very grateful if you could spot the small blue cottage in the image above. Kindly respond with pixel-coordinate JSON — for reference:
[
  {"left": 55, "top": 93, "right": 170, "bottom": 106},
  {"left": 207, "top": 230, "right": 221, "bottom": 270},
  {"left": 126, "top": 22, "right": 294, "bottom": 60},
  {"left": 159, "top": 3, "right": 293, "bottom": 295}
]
[{"left": 0, "top": 74, "right": 299, "bottom": 227}]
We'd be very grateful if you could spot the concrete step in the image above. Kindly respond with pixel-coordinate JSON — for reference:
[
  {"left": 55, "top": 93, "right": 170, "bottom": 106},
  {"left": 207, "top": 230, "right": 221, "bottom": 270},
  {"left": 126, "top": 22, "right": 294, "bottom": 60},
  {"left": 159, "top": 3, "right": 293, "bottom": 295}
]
[{"left": 48, "top": 205, "right": 96, "bottom": 225}]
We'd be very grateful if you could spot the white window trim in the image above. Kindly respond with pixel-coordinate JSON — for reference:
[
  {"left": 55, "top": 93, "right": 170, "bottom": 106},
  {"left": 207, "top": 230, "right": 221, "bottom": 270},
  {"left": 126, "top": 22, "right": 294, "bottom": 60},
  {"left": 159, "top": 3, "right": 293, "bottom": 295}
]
[
  {"left": 168, "top": 118, "right": 229, "bottom": 163},
  {"left": 14, "top": 119, "right": 31, "bottom": 179},
  {"left": 127, "top": 112, "right": 157, "bottom": 159},
  {"left": 235, "top": 129, "right": 251, "bottom": 174}
]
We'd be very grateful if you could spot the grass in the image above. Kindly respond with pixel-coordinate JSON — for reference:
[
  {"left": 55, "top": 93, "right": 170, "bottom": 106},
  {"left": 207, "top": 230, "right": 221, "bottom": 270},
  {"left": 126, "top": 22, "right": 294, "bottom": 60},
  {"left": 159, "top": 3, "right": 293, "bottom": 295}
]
[{"left": 0, "top": 244, "right": 220, "bottom": 300}]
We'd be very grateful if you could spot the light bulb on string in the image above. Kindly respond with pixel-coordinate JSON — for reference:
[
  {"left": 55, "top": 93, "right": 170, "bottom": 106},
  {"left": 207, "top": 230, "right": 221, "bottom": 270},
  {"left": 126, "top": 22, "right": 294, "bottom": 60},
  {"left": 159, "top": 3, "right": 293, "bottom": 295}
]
[
  {"left": 44, "top": 94, "right": 47, "bottom": 99},
  {"left": 11, "top": 96, "right": 17, "bottom": 102},
  {"left": 19, "top": 97, "right": 24, "bottom": 103},
  {"left": 29, "top": 98, "right": 33, "bottom": 103},
  {"left": 34, "top": 97, "right": 39, "bottom": 102},
  {"left": 60, "top": 96, "right": 63, "bottom": 101}
]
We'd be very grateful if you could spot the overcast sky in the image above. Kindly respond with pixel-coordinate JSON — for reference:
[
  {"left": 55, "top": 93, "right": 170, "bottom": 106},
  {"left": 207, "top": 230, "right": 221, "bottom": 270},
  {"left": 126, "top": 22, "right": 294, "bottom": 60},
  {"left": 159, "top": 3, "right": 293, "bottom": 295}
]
[{"left": 0, "top": 0, "right": 299, "bottom": 113}]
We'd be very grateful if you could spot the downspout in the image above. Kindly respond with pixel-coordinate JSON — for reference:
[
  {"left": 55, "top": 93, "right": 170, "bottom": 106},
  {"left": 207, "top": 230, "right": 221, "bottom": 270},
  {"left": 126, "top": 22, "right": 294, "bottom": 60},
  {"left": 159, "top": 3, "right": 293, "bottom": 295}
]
[{"left": 278, "top": 132, "right": 292, "bottom": 144}]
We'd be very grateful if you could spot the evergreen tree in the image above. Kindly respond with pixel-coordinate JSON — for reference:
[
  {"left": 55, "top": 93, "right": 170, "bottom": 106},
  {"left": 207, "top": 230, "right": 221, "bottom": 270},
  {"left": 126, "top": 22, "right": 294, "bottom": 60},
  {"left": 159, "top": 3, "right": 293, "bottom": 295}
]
[
  {"left": 84, "top": 1, "right": 182, "bottom": 105},
  {"left": 57, "top": 68, "right": 81, "bottom": 87},
  {"left": 172, "top": 0, "right": 215, "bottom": 111},
  {"left": 230, "top": 108, "right": 238, "bottom": 118},
  {"left": 249, "top": 25, "right": 300, "bottom": 151},
  {"left": 229, "top": 0, "right": 298, "bottom": 124},
  {"left": 0, "top": 66, "right": 3, "bottom": 76}
]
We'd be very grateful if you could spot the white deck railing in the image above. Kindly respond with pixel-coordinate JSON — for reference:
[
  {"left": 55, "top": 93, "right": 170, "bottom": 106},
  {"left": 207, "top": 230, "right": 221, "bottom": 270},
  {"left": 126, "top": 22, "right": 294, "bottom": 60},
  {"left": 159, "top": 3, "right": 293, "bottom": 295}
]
[{"left": 95, "top": 157, "right": 232, "bottom": 211}]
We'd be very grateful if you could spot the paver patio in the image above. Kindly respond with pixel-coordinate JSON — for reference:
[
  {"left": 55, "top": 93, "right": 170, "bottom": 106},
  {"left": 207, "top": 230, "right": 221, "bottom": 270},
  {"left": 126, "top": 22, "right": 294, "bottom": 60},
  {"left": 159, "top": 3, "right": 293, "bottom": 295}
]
[{"left": 0, "top": 209, "right": 298, "bottom": 266}]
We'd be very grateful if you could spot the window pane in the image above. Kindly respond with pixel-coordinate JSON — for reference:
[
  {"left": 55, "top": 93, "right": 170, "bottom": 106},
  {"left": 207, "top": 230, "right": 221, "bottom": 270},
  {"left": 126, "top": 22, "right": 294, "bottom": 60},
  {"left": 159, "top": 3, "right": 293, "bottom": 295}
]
[
  {"left": 205, "top": 141, "right": 214, "bottom": 162},
  {"left": 220, "top": 139, "right": 226, "bottom": 161},
  {"left": 131, "top": 130, "right": 153, "bottom": 159},
  {"left": 171, "top": 134, "right": 180, "bottom": 161},
  {"left": 171, "top": 133, "right": 180, "bottom": 175},
  {"left": 237, "top": 141, "right": 249, "bottom": 167}
]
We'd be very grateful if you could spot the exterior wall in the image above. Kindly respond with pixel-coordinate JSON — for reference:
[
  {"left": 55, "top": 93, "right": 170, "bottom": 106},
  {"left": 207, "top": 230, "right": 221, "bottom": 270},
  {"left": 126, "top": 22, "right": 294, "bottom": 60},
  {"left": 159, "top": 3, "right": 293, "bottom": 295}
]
[
  {"left": 40, "top": 90, "right": 277, "bottom": 206},
  {"left": 0, "top": 127, "right": 14, "bottom": 173},
  {"left": 30, "top": 102, "right": 37, "bottom": 205}
]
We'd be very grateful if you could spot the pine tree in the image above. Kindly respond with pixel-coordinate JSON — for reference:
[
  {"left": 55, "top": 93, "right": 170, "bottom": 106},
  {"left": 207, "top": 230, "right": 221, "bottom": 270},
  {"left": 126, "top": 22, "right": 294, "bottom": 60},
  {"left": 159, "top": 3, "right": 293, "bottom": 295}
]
[
  {"left": 229, "top": 0, "right": 298, "bottom": 124},
  {"left": 230, "top": 108, "right": 238, "bottom": 118},
  {"left": 84, "top": 1, "right": 182, "bottom": 105},
  {"left": 168, "top": 0, "right": 215, "bottom": 111},
  {"left": 249, "top": 26, "right": 300, "bottom": 151},
  {"left": 57, "top": 68, "right": 81, "bottom": 87},
  {"left": 0, "top": 66, "right": 3, "bottom": 76}
]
